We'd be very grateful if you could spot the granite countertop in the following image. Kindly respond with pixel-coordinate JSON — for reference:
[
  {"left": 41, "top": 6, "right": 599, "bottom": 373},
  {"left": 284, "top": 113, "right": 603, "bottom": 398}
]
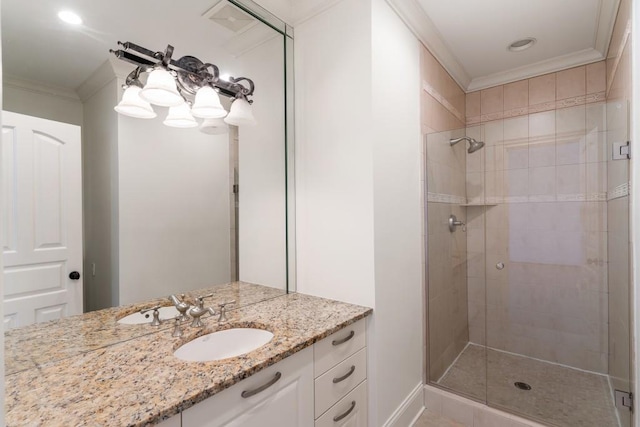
[
  {"left": 5, "top": 281, "right": 286, "bottom": 375},
  {"left": 5, "top": 291, "right": 372, "bottom": 426}
]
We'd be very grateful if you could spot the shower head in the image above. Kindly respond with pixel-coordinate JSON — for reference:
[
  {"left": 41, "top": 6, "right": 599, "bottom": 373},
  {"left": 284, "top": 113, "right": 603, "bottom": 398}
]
[{"left": 449, "top": 136, "right": 485, "bottom": 154}]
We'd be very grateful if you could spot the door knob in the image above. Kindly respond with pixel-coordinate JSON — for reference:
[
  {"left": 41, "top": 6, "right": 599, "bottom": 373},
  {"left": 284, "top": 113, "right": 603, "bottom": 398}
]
[{"left": 69, "top": 271, "right": 81, "bottom": 280}]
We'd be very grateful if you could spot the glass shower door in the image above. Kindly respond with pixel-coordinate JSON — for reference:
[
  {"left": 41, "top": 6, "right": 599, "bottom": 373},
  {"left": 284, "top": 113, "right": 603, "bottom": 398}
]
[{"left": 425, "top": 127, "right": 487, "bottom": 403}]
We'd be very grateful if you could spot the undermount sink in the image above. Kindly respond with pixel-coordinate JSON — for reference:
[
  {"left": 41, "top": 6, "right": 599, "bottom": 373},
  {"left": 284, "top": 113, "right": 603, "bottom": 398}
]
[
  {"left": 117, "top": 306, "right": 180, "bottom": 325},
  {"left": 174, "top": 328, "right": 274, "bottom": 362}
]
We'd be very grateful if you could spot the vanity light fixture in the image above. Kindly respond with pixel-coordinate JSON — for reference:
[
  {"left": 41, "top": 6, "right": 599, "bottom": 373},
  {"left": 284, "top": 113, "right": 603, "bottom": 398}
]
[{"left": 110, "top": 42, "right": 257, "bottom": 132}]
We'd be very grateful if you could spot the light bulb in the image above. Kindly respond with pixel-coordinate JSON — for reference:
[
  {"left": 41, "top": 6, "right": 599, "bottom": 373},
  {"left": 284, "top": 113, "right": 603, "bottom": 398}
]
[
  {"left": 114, "top": 86, "right": 156, "bottom": 119},
  {"left": 191, "top": 86, "right": 227, "bottom": 119},
  {"left": 163, "top": 103, "right": 198, "bottom": 128},
  {"left": 140, "top": 69, "right": 183, "bottom": 107},
  {"left": 224, "top": 98, "right": 256, "bottom": 126}
]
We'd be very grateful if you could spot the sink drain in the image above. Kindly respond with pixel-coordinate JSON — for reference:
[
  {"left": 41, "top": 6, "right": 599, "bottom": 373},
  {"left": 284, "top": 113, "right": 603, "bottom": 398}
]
[{"left": 514, "top": 382, "right": 532, "bottom": 390}]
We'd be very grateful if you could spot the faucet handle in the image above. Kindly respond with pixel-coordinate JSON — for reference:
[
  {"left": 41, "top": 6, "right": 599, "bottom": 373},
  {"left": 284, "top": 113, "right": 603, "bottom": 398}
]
[
  {"left": 217, "top": 300, "right": 236, "bottom": 324},
  {"left": 140, "top": 305, "right": 163, "bottom": 326},
  {"left": 195, "top": 293, "right": 215, "bottom": 306},
  {"left": 172, "top": 316, "right": 184, "bottom": 337}
]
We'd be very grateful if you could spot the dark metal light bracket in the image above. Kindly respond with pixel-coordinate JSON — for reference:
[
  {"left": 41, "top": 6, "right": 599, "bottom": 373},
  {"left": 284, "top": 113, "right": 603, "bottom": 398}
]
[{"left": 110, "top": 41, "right": 255, "bottom": 101}]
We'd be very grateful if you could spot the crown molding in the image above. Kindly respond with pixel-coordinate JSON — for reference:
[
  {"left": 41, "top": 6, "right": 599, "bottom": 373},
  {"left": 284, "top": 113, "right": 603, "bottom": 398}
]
[
  {"left": 3, "top": 76, "right": 80, "bottom": 101},
  {"left": 385, "top": 0, "right": 471, "bottom": 90},
  {"left": 387, "top": 0, "right": 619, "bottom": 93},
  {"left": 76, "top": 58, "right": 132, "bottom": 102},
  {"left": 595, "top": 0, "right": 620, "bottom": 56},
  {"left": 467, "top": 48, "right": 605, "bottom": 92}
]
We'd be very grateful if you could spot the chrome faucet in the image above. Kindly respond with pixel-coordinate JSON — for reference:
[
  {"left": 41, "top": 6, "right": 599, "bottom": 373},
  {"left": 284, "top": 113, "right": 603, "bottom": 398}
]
[
  {"left": 170, "top": 293, "right": 192, "bottom": 322},
  {"left": 188, "top": 294, "right": 216, "bottom": 327}
]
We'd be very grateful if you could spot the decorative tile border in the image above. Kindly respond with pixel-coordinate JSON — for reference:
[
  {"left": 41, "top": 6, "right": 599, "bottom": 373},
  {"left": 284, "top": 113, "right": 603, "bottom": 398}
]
[
  {"left": 465, "top": 92, "right": 606, "bottom": 125},
  {"left": 427, "top": 192, "right": 466, "bottom": 204},
  {"left": 422, "top": 81, "right": 465, "bottom": 124},
  {"left": 608, "top": 182, "right": 630, "bottom": 200},
  {"left": 427, "top": 193, "right": 607, "bottom": 204}
]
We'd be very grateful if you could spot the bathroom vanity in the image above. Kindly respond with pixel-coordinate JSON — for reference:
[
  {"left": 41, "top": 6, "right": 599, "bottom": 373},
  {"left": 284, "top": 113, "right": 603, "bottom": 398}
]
[{"left": 5, "top": 284, "right": 371, "bottom": 426}]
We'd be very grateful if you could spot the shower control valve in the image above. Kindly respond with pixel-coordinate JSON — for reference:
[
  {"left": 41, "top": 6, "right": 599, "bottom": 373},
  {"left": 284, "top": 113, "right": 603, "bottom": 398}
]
[{"left": 448, "top": 214, "right": 466, "bottom": 232}]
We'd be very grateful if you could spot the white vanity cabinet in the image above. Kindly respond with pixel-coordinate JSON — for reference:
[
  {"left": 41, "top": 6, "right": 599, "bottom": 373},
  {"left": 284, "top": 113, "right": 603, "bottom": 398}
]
[
  {"left": 175, "top": 318, "right": 367, "bottom": 427},
  {"left": 313, "top": 319, "right": 367, "bottom": 426},
  {"left": 181, "top": 346, "right": 314, "bottom": 427}
]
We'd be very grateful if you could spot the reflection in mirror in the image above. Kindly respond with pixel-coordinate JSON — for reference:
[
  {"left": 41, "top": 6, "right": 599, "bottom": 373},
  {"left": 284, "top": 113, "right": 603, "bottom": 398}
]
[{"left": 2, "top": 0, "right": 292, "bottom": 370}]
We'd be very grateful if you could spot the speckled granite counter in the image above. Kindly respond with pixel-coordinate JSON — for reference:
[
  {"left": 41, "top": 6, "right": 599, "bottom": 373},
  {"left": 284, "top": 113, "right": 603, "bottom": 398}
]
[
  {"left": 5, "top": 291, "right": 372, "bottom": 426},
  {"left": 5, "top": 282, "right": 286, "bottom": 375}
]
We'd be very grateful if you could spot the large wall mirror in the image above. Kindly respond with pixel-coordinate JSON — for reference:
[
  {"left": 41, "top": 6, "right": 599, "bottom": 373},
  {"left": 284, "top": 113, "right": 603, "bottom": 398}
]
[{"left": 2, "top": 0, "right": 294, "bottom": 370}]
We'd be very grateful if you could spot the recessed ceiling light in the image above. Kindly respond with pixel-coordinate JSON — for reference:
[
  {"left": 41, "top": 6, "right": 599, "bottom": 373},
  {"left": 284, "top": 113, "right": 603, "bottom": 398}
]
[
  {"left": 508, "top": 38, "right": 536, "bottom": 52},
  {"left": 58, "top": 10, "right": 83, "bottom": 26}
]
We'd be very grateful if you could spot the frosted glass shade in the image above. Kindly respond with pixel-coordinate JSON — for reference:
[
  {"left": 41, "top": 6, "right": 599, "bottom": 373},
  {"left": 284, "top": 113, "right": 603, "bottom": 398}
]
[
  {"left": 191, "top": 86, "right": 227, "bottom": 119},
  {"left": 140, "top": 69, "right": 183, "bottom": 107},
  {"left": 200, "top": 117, "right": 229, "bottom": 135},
  {"left": 163, "top": 103, "right": 198, "bottom": 128},
  {"left": 114, "top": 86, "right": 156, "bottom": 119},
  {"left": 224, "top": 98, "right": 256, "bottom": 126}
]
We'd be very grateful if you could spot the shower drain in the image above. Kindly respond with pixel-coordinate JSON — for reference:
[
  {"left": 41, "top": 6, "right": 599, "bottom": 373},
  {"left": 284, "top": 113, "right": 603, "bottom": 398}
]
[{"left": 514, "top": 382, "right": 532, "bottom": 390}]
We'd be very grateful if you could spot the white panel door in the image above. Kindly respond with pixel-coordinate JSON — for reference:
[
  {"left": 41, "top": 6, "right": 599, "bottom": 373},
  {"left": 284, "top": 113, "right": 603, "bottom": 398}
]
[{"left": 2, "top": 111, "right": 83, "bottom": 328}]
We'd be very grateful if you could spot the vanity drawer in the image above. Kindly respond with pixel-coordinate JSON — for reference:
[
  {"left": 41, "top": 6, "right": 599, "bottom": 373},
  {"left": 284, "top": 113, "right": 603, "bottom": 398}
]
[
  {"left": 314, "top": 319, "right": 366, "bottom": 377},
  {"left": 315, "top": 380, "right": 367, "bottom": 427},
  {"left": 314, "top": 347, "right": 367, "bottom": 418}
]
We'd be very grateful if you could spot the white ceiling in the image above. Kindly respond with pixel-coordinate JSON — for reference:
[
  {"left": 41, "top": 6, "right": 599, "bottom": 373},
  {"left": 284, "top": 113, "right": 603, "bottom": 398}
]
[
  {"left": 3, "top": 0, "right": 622, "bottom": 95},
  {"left": 1, "top": 0, "right": 278, "bottom": 93},
  {"left": 391, "top": 0, "right": 620, "bottom": 91}
]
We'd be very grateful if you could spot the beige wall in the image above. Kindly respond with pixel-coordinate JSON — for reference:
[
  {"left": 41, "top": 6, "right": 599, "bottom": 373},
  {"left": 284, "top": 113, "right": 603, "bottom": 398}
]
[
  {"left": 465, "top": 62, "right": 609, "bottom": 373},
  {"left": 605, "top": 0, "right": 632, "bottom": 425},
  {"left": 420, "top": 46, "right": 465, "bottom": 135},
  {"left": 421, "top": 45, "right": 469, "bottom": 380}
]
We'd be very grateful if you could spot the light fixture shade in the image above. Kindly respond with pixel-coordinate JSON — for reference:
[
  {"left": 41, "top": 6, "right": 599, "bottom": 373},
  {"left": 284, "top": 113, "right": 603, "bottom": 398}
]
[
  {"left": 224, "top": 98, "right": 257, "bottom": 126},
  {"left": 191, "top": 86, "right": 227, "bottom": 119},
  {"left": 200, "top": 117, "right": 229, "bottom": 135},
  {"left": 163, "top": 103, "right": 198, "bottom": 128},
  {"left": 139, "top": 68, "right": 183, "bottom": 107},
  {"left": 114, "top": 86, "right": 157, "bottom": 119}
]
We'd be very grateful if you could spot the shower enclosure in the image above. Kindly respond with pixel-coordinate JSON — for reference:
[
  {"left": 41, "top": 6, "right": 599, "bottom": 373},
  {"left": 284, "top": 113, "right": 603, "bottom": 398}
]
[{"left": 425, "top": 99, "right": 632, "bottom": 426}]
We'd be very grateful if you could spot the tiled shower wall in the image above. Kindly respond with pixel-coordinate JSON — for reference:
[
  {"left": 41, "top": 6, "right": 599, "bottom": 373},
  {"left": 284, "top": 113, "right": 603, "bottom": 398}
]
[
  {"left": 420, "top": 45, "right": 470, "bottom": 381},
  {"left": 465, "top": 62, "right": 610, "bottom": 373}
]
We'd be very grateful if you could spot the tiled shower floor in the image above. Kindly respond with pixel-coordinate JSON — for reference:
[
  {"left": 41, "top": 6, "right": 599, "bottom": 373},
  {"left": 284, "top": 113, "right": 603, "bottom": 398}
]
[{"left": 437, "top": 344, "right": 619, "bottom": 427}]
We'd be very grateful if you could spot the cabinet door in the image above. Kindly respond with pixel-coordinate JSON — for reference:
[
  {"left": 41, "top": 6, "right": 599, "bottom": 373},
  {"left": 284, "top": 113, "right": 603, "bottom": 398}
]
[{"left": 182, "top": 346, "right": 313, "bottom": 427}]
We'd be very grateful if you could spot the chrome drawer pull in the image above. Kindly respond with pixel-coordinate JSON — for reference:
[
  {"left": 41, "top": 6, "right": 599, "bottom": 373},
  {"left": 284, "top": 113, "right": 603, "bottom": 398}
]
[
  {"left": 333, "top": 401, "right": 356, "bottom": 422},
  {"left": 241, "top": 372, "right": 281, "bottom": 398},
  {"left": 332, "top": 330, "right": 355, "bottom": 346},
  {"left": 333, "top": 365, "right": 355, "bottom": 383}
]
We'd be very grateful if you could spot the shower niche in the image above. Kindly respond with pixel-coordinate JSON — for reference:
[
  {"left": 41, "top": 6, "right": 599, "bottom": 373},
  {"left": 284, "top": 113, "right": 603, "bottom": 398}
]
[{"left": 425, "top": 97, "right": 632, "bottom": 426}]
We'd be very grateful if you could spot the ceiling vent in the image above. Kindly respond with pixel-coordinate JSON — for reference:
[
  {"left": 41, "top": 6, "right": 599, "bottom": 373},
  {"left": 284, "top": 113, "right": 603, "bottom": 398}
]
[{"left": 203, "top": 1, "right": 257, "bottom": 34}]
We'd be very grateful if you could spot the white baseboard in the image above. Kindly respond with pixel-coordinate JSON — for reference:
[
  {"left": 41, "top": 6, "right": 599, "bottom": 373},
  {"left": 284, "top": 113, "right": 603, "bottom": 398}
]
[{"left": 382, "top": 383, "right": 425, "bottom": 427}]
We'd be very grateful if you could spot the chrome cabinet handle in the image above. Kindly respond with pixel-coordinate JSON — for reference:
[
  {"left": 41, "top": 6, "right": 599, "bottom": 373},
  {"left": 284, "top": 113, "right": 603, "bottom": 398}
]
[
  {"left": 333, "top": 401, "right": 356, "bottom": 422},
  {"left": 241, "top": 372, "right": 281, "bottom": 398},
  {"left": 333, "top": 365, "right": 355, "bottom": 383},
  {"left": 332, "top": 330, "right": 355, "bottom": 346}
]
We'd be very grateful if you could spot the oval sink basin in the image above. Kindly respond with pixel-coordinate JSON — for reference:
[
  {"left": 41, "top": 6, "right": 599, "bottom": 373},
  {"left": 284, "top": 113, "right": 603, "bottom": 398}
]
[
  {"left": 174, "top": 328, "right": 274, "bottom": 362},
  {"left": 117, "top": 306, "right": 180, "bottom": 325}
]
